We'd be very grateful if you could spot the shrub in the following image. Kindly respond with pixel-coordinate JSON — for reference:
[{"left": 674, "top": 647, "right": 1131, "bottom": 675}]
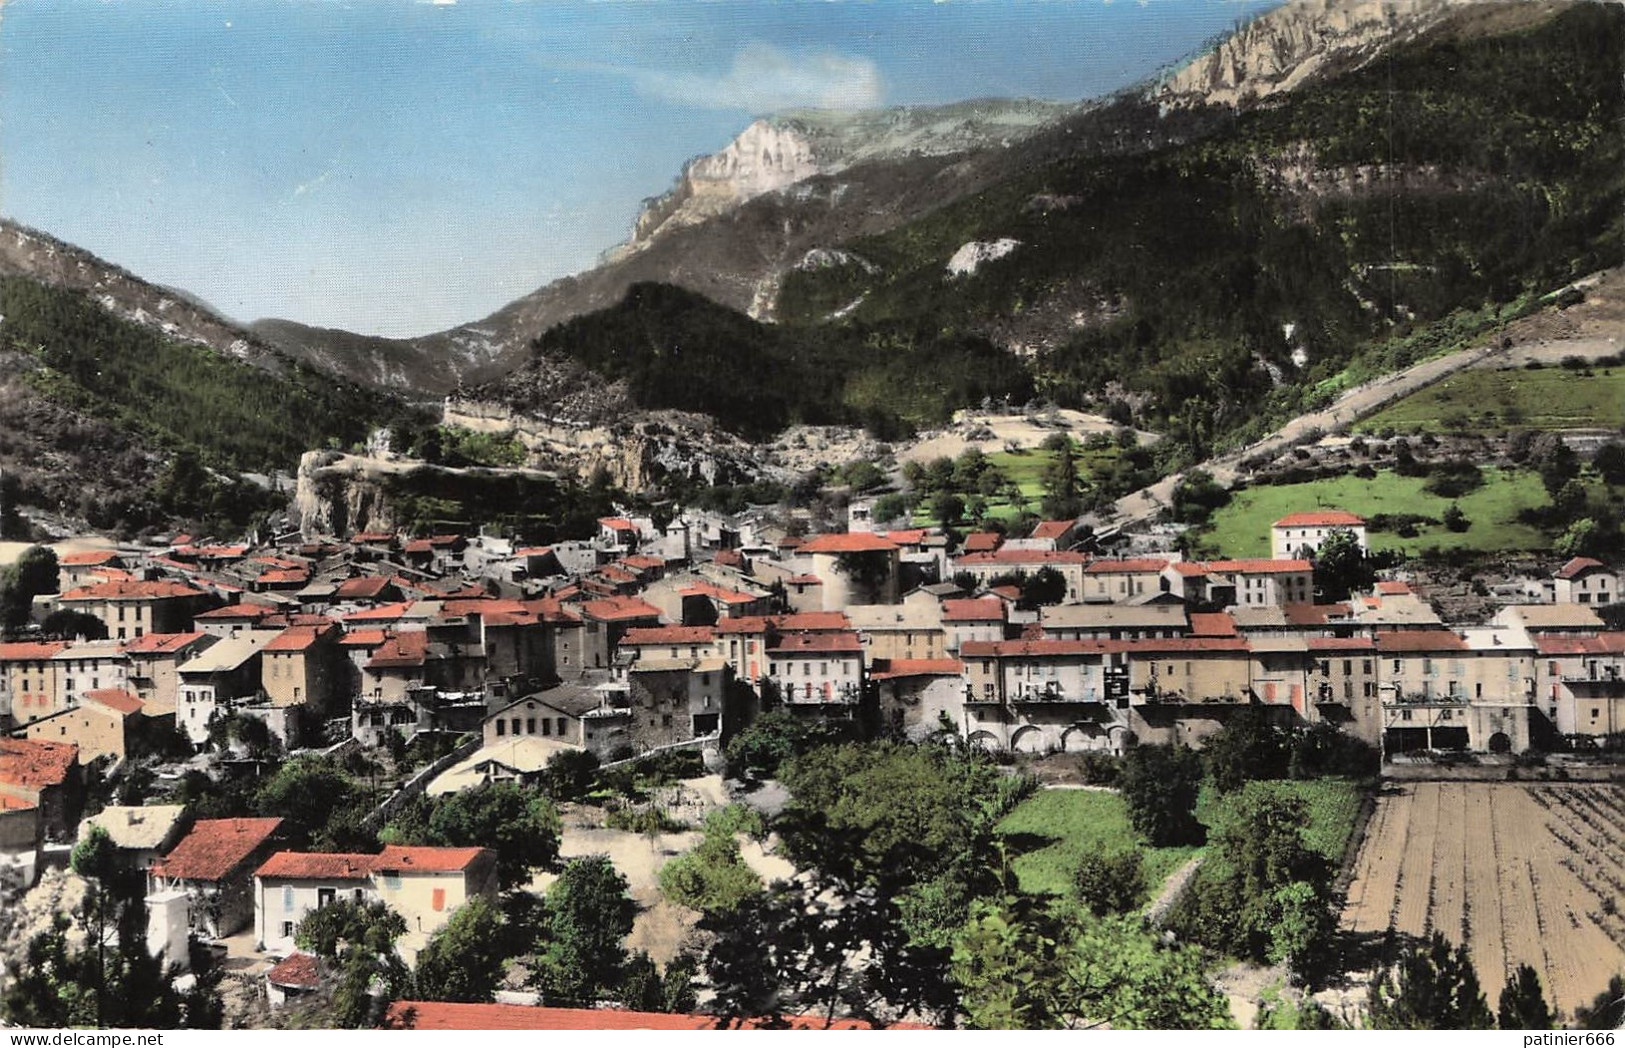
[{"left": 1074, "top": 848, "right": 1146, "bottom": 917}]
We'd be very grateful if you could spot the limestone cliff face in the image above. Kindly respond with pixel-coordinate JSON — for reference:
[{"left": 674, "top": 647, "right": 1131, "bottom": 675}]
[
  {"left": 1156, "top": 0, "right": 1468, "bottom": 108},
  {"left": 293, "top": 451, "right": 407, "bottom": 538},
  {"left": 441, "top": 400, "right": 786, "bottom": 493}
]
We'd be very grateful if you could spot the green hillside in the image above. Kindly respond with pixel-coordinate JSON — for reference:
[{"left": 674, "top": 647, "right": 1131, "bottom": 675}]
[{"left": 777, "top": 3, "right": 1623, "bottom": 461}]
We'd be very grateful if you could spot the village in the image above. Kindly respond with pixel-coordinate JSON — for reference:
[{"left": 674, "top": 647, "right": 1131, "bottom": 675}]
[{"left": 2, "top": 490, "right": 1623, "bottom": 1027}]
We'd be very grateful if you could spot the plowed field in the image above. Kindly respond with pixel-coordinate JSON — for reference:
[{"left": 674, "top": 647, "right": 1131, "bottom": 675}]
[{"left": 1342, "top": 782, "right": 1625, "bottom": 1017}]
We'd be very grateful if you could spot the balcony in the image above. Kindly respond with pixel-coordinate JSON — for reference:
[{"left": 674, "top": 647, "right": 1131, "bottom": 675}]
[{"left": 1011, "top": 682, "right": 1103, "bottom": 706}]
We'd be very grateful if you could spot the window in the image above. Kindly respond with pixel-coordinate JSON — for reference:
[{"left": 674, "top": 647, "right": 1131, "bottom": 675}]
[
  {"left": 281, "top": 921, "right": 295, "bottom": 939},
  {"left": 556, "top": 717, "right": 566, "bottom": 735},
  {"left": 541, "top": 719, "right": 551, "bottom": 736},
  {"left": 432, "top": 888, "right": 446, "bottom": 912},
  {"left": 382, "top": 872, "right": 401, "bottom": 890},
  {"left": 526, "top": 718, "right": 536, "bottom": 734},
  {"left": 283, "top": 885, "right": 295, "bottom": 911},
  {"left": 496, "top": 720, "right": 506, "bottom": 736}
]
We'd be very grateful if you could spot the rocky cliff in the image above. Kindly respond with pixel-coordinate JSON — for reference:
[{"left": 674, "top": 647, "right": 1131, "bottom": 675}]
[
  {"left": 616, "top": 99, "right": 1077, "bottom": 258},
  {"left": 1155, "top": 0, "right": 1470, "bottom": 107},
  {"left": 441, "top": 400, "right": 785, "bottom": 492}
]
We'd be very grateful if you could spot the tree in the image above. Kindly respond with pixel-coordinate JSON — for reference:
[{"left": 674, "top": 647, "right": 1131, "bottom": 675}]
[
  {"left": 1530, "top": 433, "right": 1579, "bottom": 497},
  {"left": 71, "top": 824, "right": 122, "bottom": 1027},
  {"left": 1202, "top": 707, "right": 1291, "bottom": 793},
  {"left": 1551, "top": 478, "right": 1589, "bottom": 523},
  {"left": 1016, "top": 566, "right": 1068, "bottom": 610},
  {"left": 539, "top": 748, "right": 599, "bottom": 801},
  {"left": 1366, "top": 931, "right": 1494, "bottom": 1030},
  {"left": 1574, "top": 974, "right": 1625, "bottom": 1030},
  {"left": 951, "top": 899, "right": 1233, "bottom": 1030},
  {"left": 40, "top": 608, "right": 109, "bottom": 640},
  {"left": 723, "top": 709, "right": 845, "bottom": 779},
  {"left": 531, "top": 855, "right": 638, "bottom": 1007},
  {"left": 931, "top": 491, "right": 966, "bottom": 526},
  {"left": 1174, "top": 788, "right": 1334, "bottom": 973},
  {"left": 256, "top": 756, "right": 369, "bottom": 850},
  {"left": 412, "top": 898, "right": 509, "bottom": 1003},
  {"left": 1312, "top": 527, "right": 1373, "bottom": 602},
  {"left": 296, "top": 899, "right": 410, "bottom": 1028},
  {"left": 1171, "top": 469, "right": 1231, "bottom": 525},
  {"left": 1496, "top": 964, "right": 1554, "bottom": 1030},
  {"left": 1594, "top": 440, "right": 1625, "bottom": 485},
  {"left": 1040, "top": 439, "right": 1083, "bottom": 521},
  {"left": 1441, "top": 504, "right": 1469, "bottom": 533},
  {"left": 658, "top": 821, "right": 763, "bottom": 915},
  {"left": 1119, "top": 744, "right": 1204, "bottom": 847},
  {"left": 620, "top": 950, "right": 698, "bottom": 1014},
  {"left": 1073, "top": 848, "right": 1145, "bottom": 917},
  {"left": 384, "top": 782, "right": 561, "bottom": 891},
  {"left": 1, "top": 544, "right": 58, "bottom": 630}
]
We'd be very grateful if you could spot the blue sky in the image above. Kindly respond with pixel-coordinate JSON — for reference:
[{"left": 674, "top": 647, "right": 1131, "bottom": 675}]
[{"left": 1, "top": 0, "right": 1280, "bottom": 337}]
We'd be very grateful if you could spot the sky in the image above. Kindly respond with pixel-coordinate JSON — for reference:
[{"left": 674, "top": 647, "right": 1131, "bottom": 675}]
[{"left": 0, "top": 0, "right": 1281, "bottom": 338}]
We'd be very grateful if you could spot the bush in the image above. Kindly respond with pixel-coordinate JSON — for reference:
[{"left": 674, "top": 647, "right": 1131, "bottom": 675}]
[
  {"left": 1074, "top": 848, "right": 1146, "bottom": 917},
  {"left": 1120, "top": 744, "right": 1204, "bottom": 847},
  {"left": 1072, "top": 751, "right": 1122, "bottom": 787}
]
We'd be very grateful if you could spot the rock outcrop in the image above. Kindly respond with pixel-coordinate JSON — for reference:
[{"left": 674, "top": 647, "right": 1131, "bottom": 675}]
[
  {"left": 440, "top": 400, "right": 788, "bottom": 493},
  {"left": 1156, "top": 0, "right": 1470, "bottom": 108}
]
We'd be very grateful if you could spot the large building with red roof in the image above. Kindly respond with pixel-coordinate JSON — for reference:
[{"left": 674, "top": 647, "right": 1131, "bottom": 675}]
[
  {"left": 1270, "top": 509, "right": 1367, "bottom": 560},
  {"left": 0, "top": 738, "right": 83, "bottom": 840},
  {"left": 55, "top": 578, "right": 210, "bottom": 641}
]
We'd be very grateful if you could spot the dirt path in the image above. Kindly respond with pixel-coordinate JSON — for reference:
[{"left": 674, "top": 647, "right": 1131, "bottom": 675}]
[
  {"left": 1144, "top": 852, "right": 1204, "bottom": 928},
  {"left": 1104, "top": 269, "right": 1624, "bottom": 527}
]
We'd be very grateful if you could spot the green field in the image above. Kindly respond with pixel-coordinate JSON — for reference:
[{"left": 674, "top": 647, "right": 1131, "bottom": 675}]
[
  {"left": 1359, "top": 366, "right": 1625, "bottom": 434},
  {"left": 911, "top": 444, "right": 1129, "bottom": 527},
  {"left": 995, "top": 788, "right": 1200, "bottom": 903},
  {"left": 996, "top": 778, "right": 1366, "bottom": 906},
  {"left": 1198, "top": 466, "right": 1550, "bottom": 558}
]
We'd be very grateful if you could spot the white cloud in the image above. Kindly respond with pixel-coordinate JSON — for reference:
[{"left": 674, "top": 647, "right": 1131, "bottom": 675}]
[{"left": 614, "top": 42, "right": 883, "bottom": 114}]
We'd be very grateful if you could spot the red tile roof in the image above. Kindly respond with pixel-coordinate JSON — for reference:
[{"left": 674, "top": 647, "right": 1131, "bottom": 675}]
[
  {"left": 266, "top": 952, "right": 323, "bottom": 991},
  {"left": 0, "top": 641, "right": 70, "bottom": 661},
  {"left": 621, "top": 626, "right": 717, "bottom": 647},
  {"left": 870, "top": 658, "right": 963, "bottom": 680},
  {"left": 772, "top": 612, "right": 851, "bottom": 632},
  {"left": 60, "top": 550, "right": 122, "bottom": 566},
  {"left": 1084, "top": 558, "right": 1169, "bottom": 575},
  {"left": 712, "top": 549, "right": 746, "bottom": 568},
  {"left": 153, "top": 817, "right": 284, "bottom": 882},
  {"left": 0, "top": 739, "right": 79, "bottom": 790},
  {"left": 338, "top": 629, "right": 389, "bottom": 647},
  {"left": 1030, "top": 520, "right": 1074, "bottom": 540},
  {"left": 598, "top": 565, "right": 640, "bottom": 584},
  {"left": 344, "top": 601, "right": 414, "bottom": 623},
  {"left": 941, "top": 598, "right": 1005, "bottom": 623},
  {"left": 1375, "top": 580, "right": 1414, "bottom": 595},
  {"left": 382, "top": 1002, "right": 915, "bottom": 1031},
  {"left": 1116, "top": 637, "right": 1251, "bottom": 654},
  {"left": 1307, "top": 637, "right": 1377, "bottom": 651},
  {"left": 713, "top": 616, "right": 772, "bottom": 635},
  {"left": 60, "top": 580, "right": 204, "bottom": 602},
  {"left": 1375, "top": 630, "right": 1467, "bottom": 653},
  {"left": 335, "top": 576, "right": 393, "bottom": 601},
  {"left": 257, "top": 568, "right": 311, "bottom": 585},
  {"left": 878, "top": 528, "right": 928, "bottom": 545},
  {"left": 1188, "top": 612, "right": 1238, "bottom": 637},
  {"left": 598, "top": 517, "right": 637, "bottom": 532},
  {"left": 1273, "top": 510, "right": 1365, "bottom": 528},
  {"left": 0, "top": 795, "right": 37, "bottom": 812},
  {"left": 768, "top": 631, "right": 864, "bottom": 655},
  {"left": 786, "top": 574, "right": 822, "bottom": 585},
  {"left": 195, "top": 603, "right": 278, "bottom": 622},
  {"left": 256, "top": 851, "right": 375, "bottom": 880},
  {"left": 404, "top": 539, "right": 433, "bottom": 555},
  {"left": 961, "top": 532, "right": 1002, "bottom": 554},
  {"left": 580, "top": 597, "right": 662, "bottom": 622},
  {"left": 798, "top": 532, "right": 899, "bottom": 554},
  {"left": 124, "top": 631, "right": 211, "bottom": 655},
  {"left": 366, "top": 632, "right": 429, "bottom": 670},
  {"left": 1530, "top": 633, "right": 1625, "bottom": 656},
  {"left": 958, "top": 550, "right": 1090, "bottom": 566},
  {"left": 621, "top": 554, "right": 665, "bottom": 570},
  {"left": 82, "top": 689, "right": 144, "bottom": 715},
  {"left": 264, "top": 625, "right": 335, "bottom": 653},
  {"left": 374, "top": 845, "right": 488, "bottom": 873},
  {"left": 1169, "top": 561, "right": 1213, "bottom": 577},
  {"left": 679, "top": 582, "right": 761, "bottom": 605},
  {"left": 961, "top": 639, "right": 1114, "bottom": 658},
  {"left": 1206, "top": 559, "right": 1312, "bottom": 574},
  {"left": 1555, "top": 556, "right": 1610, "bottom": 580}
]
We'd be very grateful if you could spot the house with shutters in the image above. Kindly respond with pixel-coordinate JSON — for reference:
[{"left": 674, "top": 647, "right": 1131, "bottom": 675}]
[
  {"left": 1270, "top": 510, "right": 1367, "bottom": 560},
  {"left": 150, "top": 817, "right": 286, "bottom": 939},
  {"left": 1553, "top": 557, "right": 1618, "bottom": 606},
  {"left": 253, "top": 844, "right": 497, "bottom": 963}
]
